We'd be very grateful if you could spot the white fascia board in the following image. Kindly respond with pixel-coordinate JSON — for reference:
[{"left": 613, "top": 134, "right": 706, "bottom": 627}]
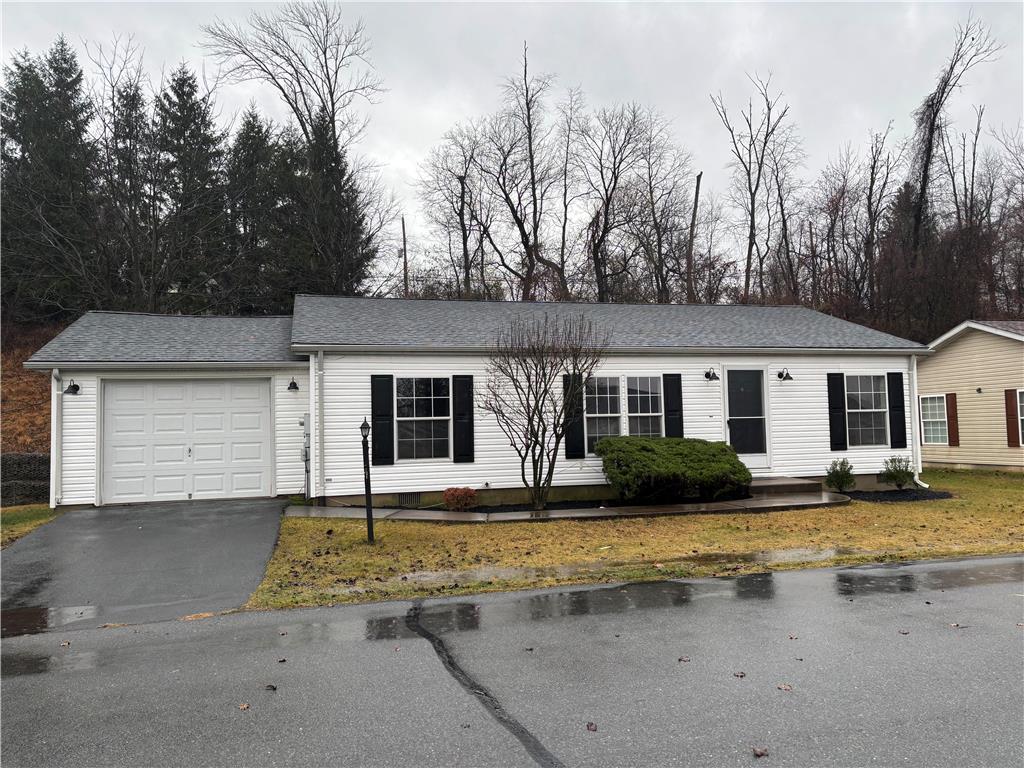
[
  {"left": 23, "top": 360, "right": 308, "bottom": 371},
  {"left": 928, "top": 320, "right": 1024, "bottom": 350},
  {"left": 290, "top": 344, "right": 931, "bottom": 356}
]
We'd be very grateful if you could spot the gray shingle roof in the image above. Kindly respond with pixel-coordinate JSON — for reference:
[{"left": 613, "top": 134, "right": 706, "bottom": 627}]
[
  {"left": 291, "top": 295, "right": 925, "bottom": 352},
  {"left": 974, "top": 319, "right": 1024, "bottom": 336},
  {"left": 26, "top": 312, "right": 300, "bottom": 367}
]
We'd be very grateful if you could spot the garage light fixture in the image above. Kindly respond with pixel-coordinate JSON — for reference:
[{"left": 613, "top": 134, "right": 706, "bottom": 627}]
[
  {"left": 777, "top": 368, "right": 794, "bottom": 381},
  {"left": 63, "top": 379, "right": 80, "bottom": 395},
  {"left": 288, "top": 378, "right": 300, "bottom": 391},
  {"left": 704, "top": 369, "right": 720, "bottom": 381}
]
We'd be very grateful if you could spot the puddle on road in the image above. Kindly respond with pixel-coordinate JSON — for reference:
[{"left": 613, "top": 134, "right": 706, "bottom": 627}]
[{"left": 1, "top": 605, "right": 99, "bottom": 638}]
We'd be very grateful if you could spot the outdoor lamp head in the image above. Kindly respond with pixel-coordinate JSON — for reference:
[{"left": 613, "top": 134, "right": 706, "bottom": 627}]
[{"left": 360, "top": 418, "right": 371, "bottom": 439}]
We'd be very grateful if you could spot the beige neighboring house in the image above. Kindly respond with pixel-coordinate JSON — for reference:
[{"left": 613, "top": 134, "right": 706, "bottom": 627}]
[{"left": 917, "top": 319, "right": 1024, "bottom": 471}]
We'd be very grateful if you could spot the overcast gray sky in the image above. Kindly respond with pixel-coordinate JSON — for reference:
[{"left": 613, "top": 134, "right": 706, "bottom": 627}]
[{"left": 4, "top": 1, "right": 1022, "bottom": 256}]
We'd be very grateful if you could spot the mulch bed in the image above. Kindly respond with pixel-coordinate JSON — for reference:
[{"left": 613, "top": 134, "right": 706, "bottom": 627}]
[{"left": 845, "top": 489, "right": 953, "bottom": 503}]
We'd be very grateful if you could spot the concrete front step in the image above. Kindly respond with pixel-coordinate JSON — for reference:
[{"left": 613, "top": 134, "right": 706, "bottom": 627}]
[{"left": 750, "top": 476, "right": 822, "bottom": 495}]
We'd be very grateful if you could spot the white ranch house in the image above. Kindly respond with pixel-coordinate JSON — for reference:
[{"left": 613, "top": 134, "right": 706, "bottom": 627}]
[{"left": 26, "top": 296, "right": 931, "bottom": 508}]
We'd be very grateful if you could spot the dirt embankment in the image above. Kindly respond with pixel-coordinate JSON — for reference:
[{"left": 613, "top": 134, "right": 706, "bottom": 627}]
[{"left": 2, "top": 323, "right": 65, "bottom": 453}]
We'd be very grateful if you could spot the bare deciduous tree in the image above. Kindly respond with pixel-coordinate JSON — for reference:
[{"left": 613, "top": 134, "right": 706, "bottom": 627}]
[{"left": 482, "top": 314, "right": 608, "bottom": 511}]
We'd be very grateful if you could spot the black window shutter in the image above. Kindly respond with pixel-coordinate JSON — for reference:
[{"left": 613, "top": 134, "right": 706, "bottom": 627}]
[
  {"left": 563, "top": 374, "right": 585, "bottom": 459},
  {"left": 826, "top": 373, "right": 848, "bottom": 451},
  {"left": 370, "top": 375, "right": 394, "bottom": 466},
  {"left": 663, "top": 374, "right": 684, "bottom": 437},
  {"left": 886, "top": 372, "right": 907, "bottom": 449},
  {"left": 452, "top": 375, "right": 474, "bottom": 463}
]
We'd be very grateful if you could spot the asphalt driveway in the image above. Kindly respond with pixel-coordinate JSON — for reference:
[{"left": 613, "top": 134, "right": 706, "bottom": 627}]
[
  {"left": 1, "top": 499, "right": 283, "bottom": 635},
  {"left": 2, "top": 555, "right": 1021, "bottom": 767}
]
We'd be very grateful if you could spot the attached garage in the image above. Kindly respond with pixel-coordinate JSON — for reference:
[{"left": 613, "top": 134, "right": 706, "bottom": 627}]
[
  {"left": 102, "top": 379, "right": 273, "bottom": 504},
  {"left": 26, "top": 312, "right": 310, "bottom": 507}
]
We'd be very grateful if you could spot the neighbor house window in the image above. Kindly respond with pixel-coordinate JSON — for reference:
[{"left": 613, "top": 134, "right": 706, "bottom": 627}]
[
  {"left": 585, "top": 376, "right": 620, "bottom": 454},
  {"left": 396, "top": 377, "right": 449, "bottom": 459},
  {"left": 846, "top": 375, "right": 888, "bottom": 447},
  {"left": 627, "top": 376, "right": 663, "bottom": 438},
  {"left": 1018, "top": 389, "right": 1024, "bottom": 445},
  {"left": 919, "top": 395, "right": 948, "bottom": 445}
]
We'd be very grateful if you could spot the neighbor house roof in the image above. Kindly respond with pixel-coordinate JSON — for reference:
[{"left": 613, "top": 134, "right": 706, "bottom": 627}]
[
  {"left": 25, "top": 312, "right": 302, "bottom": 369},
  {"left": 291, "top": 295, "right": 927, "bottom": 354},
  {"left": 928, "top": 319, "right": 1024, "bottom": 351}
]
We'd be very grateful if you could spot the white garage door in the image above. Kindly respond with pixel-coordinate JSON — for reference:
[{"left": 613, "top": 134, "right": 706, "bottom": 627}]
[{"left": 102, "top": 379, "right": 273, "bottom": 504}]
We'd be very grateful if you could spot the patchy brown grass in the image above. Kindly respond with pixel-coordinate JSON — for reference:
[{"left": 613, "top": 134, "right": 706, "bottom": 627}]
[
  {"left": 247, "top": 469, "right": 1023, "bottom": 610},
  {"left": 1, "top": 504, "right": 60, "bottom": 548},
  {"left": 2, "top": 323, "right": 65, "bottom": 453}
]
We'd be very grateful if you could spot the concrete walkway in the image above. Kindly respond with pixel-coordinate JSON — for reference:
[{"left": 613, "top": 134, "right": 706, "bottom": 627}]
[{"left": 286, "top": 490, "right": 849, "bottom": 522}]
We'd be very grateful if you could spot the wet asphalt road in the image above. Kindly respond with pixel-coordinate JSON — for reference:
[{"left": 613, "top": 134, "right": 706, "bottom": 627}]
[
  {"left": 1, "top": 499, "right": 283, "bottom": 634},
  {"left": 2, "top": 555, "right": 1022, "bottom": 768}
]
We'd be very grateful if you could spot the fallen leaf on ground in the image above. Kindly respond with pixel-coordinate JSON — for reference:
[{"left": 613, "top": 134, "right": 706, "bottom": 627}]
[
  {"left": 59, "top": 641, "right": 71, "bottom": 647},
  {"left": 238, "top": 703, "right": 250, "bottom": 711},
  {"left": 949, "top": 623, "right": 968, "bottom": 629},
  {"left": 280, "top": 631, "right": 288, "bottom": 636},
  {"left": 524, "top": 647, "right": 534, "bottom": 652},
  {"left": 586, "top": 722, "right": 598, "bottom": 732},
  {"left": 180, "top": 612, "right": 215, "bottom": 622},
  {"left": 788, "top": 634, "right": 798, "bottom": 640},
  {"left": 278, "top": 658, "right": 287, "bottom": 663},
  {"left": 265, "top": 684, "right": 277, "bottom": 691},
  {"left": 794, "top": 657, "right": 803, "bottom": 661},
  {"left": 653, "top": 563, "right": 664, "bottom": 569},
  {"left": 753, "top": 747, "right": 769, "bottom": 758},
  {"left": 678, "top": 656, "right": 690, "bottom": 663},
  {"left": 898, "top": 630, "right": 910, "bottom": 635},
  {"left": 925, "top": 601, "right": 932, "bottom": 605},
  {"left": 733, "top": 671, "right": 746, "bottom": 678},
  {"left": 777, "top": 683, "right": 793, "bottom": 691}
]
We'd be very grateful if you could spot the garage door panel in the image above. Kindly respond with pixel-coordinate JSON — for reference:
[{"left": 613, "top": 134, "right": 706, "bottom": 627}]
[{"left": 102, "top": 379, "right": 272, "bottom": 504}]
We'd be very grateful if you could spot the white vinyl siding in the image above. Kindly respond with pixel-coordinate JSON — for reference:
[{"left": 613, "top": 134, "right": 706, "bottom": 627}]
[
  {"left": 919, "top": 395, "right": 948, "bottom": 445},
  {"left": 318, "top": 352, "right": 915, "bottom": 496}
]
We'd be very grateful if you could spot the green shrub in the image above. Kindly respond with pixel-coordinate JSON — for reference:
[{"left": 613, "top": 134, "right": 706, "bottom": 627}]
[
  {"left": 594, "top": 436, "right": 752, "bottom": 503},
  {"left": 825, "top": 458, "right": 855, "bottom": 492},
  {"left": 879, "top": 456, "right": 914, "bottom": 490}
]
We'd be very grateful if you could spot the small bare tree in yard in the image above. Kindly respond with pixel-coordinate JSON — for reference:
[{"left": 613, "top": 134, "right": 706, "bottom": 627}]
[{"left": 483, "top": 315, "right": 608, "bottom": 512}]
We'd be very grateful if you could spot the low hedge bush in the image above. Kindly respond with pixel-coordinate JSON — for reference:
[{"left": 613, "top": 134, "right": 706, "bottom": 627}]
[{"left": 594, "top": 436, "right": 752, "bottom": 503}]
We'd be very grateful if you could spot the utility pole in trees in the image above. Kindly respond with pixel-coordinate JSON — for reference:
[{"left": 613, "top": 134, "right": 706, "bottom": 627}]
[
  {"left": 401, "top": 216, "right": 409, "bottom": 298},
  {"left": 685, "top": 171, "right": 703, "bottom": 304}
]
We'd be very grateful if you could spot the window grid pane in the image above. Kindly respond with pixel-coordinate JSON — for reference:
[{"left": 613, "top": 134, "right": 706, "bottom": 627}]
[
  {"left": 627, "top": 376, "right": 663, "bottom": 437},
  {"left": 920, "top": 395, "right": 948, "bottom": 445},
  {"left": 846, "top": 375, "right": 888, "bottom": 447},
  {"left": 396, "top": 377, "right": 450, "bottom": 460},
  {"left": 586, "top": 415, "right": 620, "bottom": 453}
]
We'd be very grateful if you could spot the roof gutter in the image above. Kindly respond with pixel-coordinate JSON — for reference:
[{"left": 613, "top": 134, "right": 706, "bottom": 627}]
[
  {"left": 289, "top": 343, "right": 932, "bottom": 356},
  {"left": 24, "top": 360, "right": 307, "bottom": 371}
]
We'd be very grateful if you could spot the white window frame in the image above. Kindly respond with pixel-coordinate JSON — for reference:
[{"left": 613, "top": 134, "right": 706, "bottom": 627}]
[
  {"left": 626, "top": 375, "right": 664, "bottom": 438},
  {"left": 584, "top": 375, "right": 622, "bottom": 456},
  {"left": 845, "top": 373, "right": 890, "bottom": 448},
  {"left": 1018, "top": 389, "right": 1024, "bottom": 447},
  {"left": 919, "top": 394, "right": 949, "bottom": 446},
  {"left": 394, "top": 375, "right": 452, "bottom": 462}
]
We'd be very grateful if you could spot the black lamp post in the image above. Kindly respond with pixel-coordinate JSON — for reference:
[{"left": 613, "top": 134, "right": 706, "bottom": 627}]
[{"left": 360, "top": 418, "right": 375, "bottom": 543}]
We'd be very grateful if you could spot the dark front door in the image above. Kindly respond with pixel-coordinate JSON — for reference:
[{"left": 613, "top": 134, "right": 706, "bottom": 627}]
[{"left": 726, "top": 369, "right": 767, "bottom": 458}]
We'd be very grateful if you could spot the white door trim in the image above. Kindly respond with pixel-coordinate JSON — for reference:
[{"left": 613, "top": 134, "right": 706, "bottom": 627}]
[{"left": 722, "top": 364, "right": 772, "bottom": 470}]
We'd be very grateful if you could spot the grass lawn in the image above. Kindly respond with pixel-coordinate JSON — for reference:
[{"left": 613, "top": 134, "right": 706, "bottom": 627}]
[
  {"left": 247, "top": 469, "right": 1023, "bottom": 610},
  {"left": 1, "top": 504, "right": 60, "bottom": 548}
]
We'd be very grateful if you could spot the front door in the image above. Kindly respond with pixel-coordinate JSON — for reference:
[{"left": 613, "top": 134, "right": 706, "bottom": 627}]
[{"left": 726, "top": 369, "right": 769, "bottom": 469}]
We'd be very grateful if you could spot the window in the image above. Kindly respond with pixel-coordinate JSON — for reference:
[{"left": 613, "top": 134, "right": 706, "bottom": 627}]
[
  {"left": 627, "top": 376, "right": 663, "bottom": 437},
  {"left": 920, "top": 395, "right": 948, "bottom": 445},
  {"left": 846, "top": 374, "right": 888, "bottom": 447},
  {"left": 585, "top": 376, "right": 620, "bottom": 454},
  {"left": 1018, "top": 389, "right": 1024, "bottom": 446},
  {"left": 396, "top": 377, "right": 449, "bottom": 459}
]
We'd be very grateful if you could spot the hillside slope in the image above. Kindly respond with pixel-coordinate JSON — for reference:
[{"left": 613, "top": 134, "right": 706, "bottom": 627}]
[{"left": 2, "top": 324, "right": 64, "bottom": 454}]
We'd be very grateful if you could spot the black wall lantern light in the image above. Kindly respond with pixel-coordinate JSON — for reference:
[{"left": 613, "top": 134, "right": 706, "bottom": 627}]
[
  {"left": 777, "top": 368, "right": 794, "bottom": 382},
  {"left": 359, "top": 418, "right": 375, "bottom": 544},
  {"left": 63, "top": 379, "right": 80, "bottom": 395},
  {"left": 287, "top": 378, "right": 300, "bottom": 391},
  {"left": 704, "top": 369, "right": 720, "bottom": 381}
]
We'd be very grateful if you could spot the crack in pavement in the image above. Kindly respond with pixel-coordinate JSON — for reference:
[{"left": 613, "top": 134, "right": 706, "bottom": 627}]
[{"left": 404, "top": 603, "right": 565, "bottom": 768}]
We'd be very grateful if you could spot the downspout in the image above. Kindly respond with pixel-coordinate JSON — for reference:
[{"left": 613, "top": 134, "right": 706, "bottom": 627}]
[
  {"left": 317, "top": 350, "right": 326, "bottom": 506},
  {"left": 50, "top": 369, "right": 62, "bottom": 508},
  {"left": 909, "top": 354, "right": 930, "bottom": 489}
]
